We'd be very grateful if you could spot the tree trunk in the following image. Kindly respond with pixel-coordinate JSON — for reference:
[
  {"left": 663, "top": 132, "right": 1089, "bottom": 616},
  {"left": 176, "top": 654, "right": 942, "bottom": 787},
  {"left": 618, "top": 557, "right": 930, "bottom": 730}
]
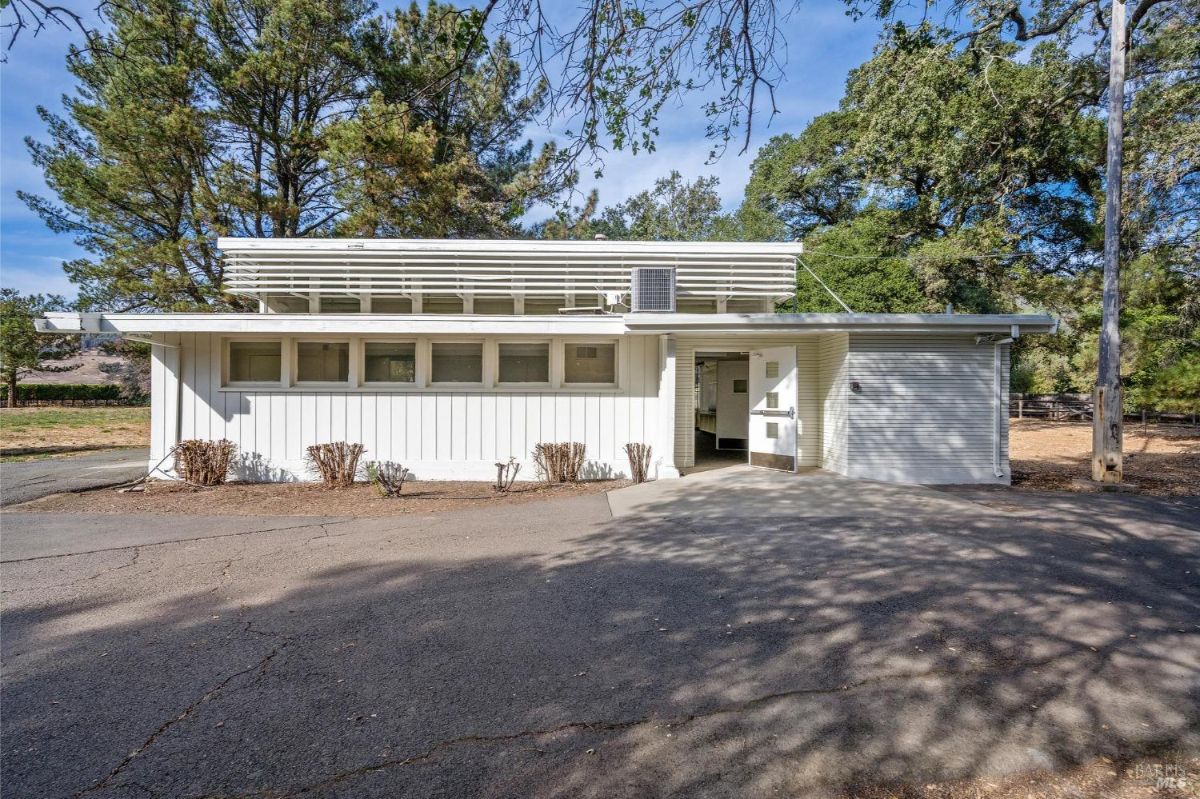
[
  {"left": 6, "top": 374, "right": 17, "bottom": 409},
  {"left": 1092, "top": 0, "right": 1126, "bottom": 483}
]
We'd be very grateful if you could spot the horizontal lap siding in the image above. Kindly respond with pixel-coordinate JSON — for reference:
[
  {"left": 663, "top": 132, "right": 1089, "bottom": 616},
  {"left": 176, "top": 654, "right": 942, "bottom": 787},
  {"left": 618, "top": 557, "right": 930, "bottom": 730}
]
[
  {"left": 818, "top": 333, "right": 849, "bottom": 475},
  {"left": 846, "top": 333, "right": 1004, "bottom": 482},
  {"left": 1000, "top": 343, "right": 1010, "bottom": 471},
  {"left": 163, "top": 333, "right": 661, "bottom": 481},
  {"left": 673, "top": 342, "right": 695, "bottom": 468},
  {"left": 795, "top": 343, "right": 821, "bottom": 467}
]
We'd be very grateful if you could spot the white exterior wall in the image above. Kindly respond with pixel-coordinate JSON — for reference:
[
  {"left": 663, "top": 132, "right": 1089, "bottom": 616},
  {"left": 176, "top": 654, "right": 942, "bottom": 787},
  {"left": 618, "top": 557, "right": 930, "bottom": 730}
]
[
  {"left": 818, "top": 333, "right": 849, "bottom": 476},
  {"left": 842, "top": 333, "right": 1010, "bottom": 484},
  {"left": 151, "top": 332, "right": 666, "bottom": 482},
  {"left": 148, "top": 328, "right": 1015, "bottom": 486}
]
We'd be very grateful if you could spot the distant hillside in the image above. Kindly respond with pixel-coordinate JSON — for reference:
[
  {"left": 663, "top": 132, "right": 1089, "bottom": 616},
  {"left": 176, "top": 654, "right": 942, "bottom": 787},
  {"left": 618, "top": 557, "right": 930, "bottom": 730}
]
[{"left": 23, "top": 348, "right": 129, "bottom": 385}]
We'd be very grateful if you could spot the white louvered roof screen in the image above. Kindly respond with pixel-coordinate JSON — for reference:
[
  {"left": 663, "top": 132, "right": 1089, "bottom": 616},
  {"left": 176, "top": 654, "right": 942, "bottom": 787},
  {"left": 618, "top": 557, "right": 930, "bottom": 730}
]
[{"left": 219, "top": 238, "right": 800, "bottom": 303}]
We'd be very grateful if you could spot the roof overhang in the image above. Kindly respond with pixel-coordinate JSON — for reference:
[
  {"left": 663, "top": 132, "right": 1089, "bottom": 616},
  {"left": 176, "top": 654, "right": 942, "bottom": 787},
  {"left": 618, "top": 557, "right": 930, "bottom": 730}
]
[
  {"left": 625, "top": 312, "right": 1058, "bottom": 336},
  {"left": 38, "top": 311, "right": 1057, "bottom": 337},
  {"left": 36, "top": 312, "right": 628, "bottom": 336}
]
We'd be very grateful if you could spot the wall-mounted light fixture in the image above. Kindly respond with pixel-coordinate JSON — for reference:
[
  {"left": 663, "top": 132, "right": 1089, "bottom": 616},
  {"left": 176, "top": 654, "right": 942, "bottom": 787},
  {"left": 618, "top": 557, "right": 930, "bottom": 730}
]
[{"left": 850, "top": 380, "right": 862, "bottom": 394}]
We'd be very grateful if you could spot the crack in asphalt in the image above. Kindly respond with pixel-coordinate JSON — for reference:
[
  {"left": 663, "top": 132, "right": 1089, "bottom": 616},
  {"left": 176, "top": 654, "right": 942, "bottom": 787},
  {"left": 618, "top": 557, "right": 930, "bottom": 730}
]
[
  {"left": 74, "top": 634, "right": 294, "bottom": 799},
  {"left": 205, "top": 647, "right": 1109, "bottom": 799},
  {"left": 0, "top": 518, "right": 357, "bottom": 564},
  {"left": 0, "top": 547, "right": 145, "bottom": 594}
]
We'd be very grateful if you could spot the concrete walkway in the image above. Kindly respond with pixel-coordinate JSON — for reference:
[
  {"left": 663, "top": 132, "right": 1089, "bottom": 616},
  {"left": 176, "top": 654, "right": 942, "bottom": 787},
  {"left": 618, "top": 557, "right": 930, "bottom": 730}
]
[
  {"left": 2, "top": 471, "right": 1197, "bottom": 798},
  {"left": 0, "top": 448, "right": 149, "bottom": 507}
]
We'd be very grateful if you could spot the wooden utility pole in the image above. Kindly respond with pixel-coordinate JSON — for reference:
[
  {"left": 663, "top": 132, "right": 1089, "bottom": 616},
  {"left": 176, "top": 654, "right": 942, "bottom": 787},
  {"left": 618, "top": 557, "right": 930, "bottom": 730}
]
[{"left": 1093, "top": 0, "right": 1127, "bottom": 483}]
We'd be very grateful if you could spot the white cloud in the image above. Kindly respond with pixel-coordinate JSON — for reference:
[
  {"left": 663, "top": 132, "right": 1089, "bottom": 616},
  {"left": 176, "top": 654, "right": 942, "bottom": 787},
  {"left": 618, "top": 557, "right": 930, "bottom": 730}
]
[{"left": 0, "top": 259, "right": 77, "bottom": 297}]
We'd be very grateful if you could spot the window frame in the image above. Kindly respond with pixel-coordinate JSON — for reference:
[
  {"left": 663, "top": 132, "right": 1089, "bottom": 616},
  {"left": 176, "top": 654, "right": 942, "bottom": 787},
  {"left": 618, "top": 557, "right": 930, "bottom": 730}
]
[
  {"left": 292, "top": 337, "right": 353, "bottom": 387},
  {"left": 318, "top": 296, "right": 361, "bottom": 314},
  {"left": 218, "top": 335, "right": 626, "bottom": 393},
  {"left": 361, "top": 339, "right": 419, "bottom": 386},
  {"left": 429, "top": 339, "right": 487, "bottom": 386},
  {"left": 494, "top": 339, "right": 552, "bottom": 387},
  {"left": 223, "top": 337, "right": 285, "bottom": 388},
  {"left": 560, "top": 338, "right": 619, "bottom": 387}
]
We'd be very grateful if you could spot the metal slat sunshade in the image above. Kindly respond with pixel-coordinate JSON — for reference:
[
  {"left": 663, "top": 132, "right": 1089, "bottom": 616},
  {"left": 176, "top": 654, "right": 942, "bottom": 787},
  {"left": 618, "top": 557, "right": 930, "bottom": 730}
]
[{"left": 218, "top": 238, "right": 802, "bottom": 303}]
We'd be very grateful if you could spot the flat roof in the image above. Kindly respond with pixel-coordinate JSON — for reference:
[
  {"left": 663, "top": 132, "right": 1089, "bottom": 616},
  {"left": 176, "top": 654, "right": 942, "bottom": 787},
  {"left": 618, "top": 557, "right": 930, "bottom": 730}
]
[
  {"left": 38, "top": 312, "right": 1057, "bottom": 336},
  {"left": 36, "top": 313, "right": 628, "bottom": 336},
  {"left": 625, "top": 312, "right": 1058, "bottom": 335}
]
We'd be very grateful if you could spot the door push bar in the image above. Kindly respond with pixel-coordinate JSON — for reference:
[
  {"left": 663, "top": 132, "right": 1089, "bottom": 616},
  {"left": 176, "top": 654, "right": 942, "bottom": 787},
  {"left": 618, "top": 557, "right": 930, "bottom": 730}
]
[{"left": 751, "top": 407, "right": 795, "bottom": 419}]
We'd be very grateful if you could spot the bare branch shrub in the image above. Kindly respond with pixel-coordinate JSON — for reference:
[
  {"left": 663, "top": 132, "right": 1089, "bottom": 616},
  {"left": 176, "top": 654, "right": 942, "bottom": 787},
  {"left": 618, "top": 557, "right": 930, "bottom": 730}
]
[
  {"left": 366, "top": 461, "right": 410, "bottom": 497},
  {"left": 493, "top": 457, "right": 521, "bottom": 493},
  {"left": 174, "top": 439, "right": 236, "bottom": 486},
  {"left": 532, "top": 442, "right": 586, "bottom": 483},
  {"left": 306, "top": 441, "right": 365, "bottom": 488},
  {"left": 624, "top": 442, "right": 652, "bottom": 484}
]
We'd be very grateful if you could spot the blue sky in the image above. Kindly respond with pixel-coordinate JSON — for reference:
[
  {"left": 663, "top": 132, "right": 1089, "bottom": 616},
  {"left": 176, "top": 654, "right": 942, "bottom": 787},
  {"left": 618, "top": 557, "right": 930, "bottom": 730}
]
[{"left": 0, "top": 2, "right": 882, "bottom": 299}]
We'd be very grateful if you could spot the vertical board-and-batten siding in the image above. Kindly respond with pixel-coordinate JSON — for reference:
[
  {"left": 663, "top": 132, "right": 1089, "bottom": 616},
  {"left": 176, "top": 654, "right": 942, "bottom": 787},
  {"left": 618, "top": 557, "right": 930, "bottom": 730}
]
[
  {"left": 845, "top": 333, "right": 1009, "bottom": 484},
  {"left": 673, "top": 336, "right": 822, "bottom": 469},
  {"left": 153, "top": 332, "right": 663, "bottom": 481}
]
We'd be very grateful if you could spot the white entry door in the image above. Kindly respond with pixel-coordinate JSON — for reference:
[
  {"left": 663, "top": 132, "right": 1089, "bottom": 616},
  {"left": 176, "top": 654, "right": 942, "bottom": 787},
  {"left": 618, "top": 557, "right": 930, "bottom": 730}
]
[{"left": 748, "top": 346, "right": 797, "bottom": 471}]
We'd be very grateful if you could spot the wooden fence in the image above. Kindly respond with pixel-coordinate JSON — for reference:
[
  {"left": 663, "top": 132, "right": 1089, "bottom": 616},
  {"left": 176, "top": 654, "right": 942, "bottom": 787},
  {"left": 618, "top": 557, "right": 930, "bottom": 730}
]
[{"left": 1011, "top": 394, "right": 1199, "bottom": 426}]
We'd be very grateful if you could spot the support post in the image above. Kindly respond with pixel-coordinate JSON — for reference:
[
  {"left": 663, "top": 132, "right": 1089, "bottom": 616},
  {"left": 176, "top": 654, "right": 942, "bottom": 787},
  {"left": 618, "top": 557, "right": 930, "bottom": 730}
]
[
  {"left": 656, "top": 335, "right": 680, "bottom": 479},
  {"left": 1093, "top": 0, "right": 1126, "bottom": 483},
  {"left": 149, "top": 333, "right": 183, "bottom": 476}
]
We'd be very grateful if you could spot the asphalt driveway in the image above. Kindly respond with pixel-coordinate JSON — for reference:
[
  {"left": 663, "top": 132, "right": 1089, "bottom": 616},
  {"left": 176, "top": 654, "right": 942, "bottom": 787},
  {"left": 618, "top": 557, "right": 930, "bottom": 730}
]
[
  {"left": 0, "top": 448, "right": 149, "bottom": 506},
  {"left": 1, "top": 468, "right": 1197, "bottom": 797}
]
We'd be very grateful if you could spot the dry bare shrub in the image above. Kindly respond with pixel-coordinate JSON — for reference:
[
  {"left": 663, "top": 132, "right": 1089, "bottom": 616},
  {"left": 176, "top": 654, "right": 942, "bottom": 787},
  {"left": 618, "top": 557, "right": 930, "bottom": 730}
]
[
  {"left": 366, "top": 461, "right": 410, "bottom": 497},
  {"left": 493, "top": 457, "right": 521, "bottom": 493},
  {"left": 532, "top": 442, "right": 586, "bottom": 482},
  {"left": 306, "top": 441, "right": 365, "bottom": 488},
  {"left": 624, "top": 442, "right": 652, "bottom": 483},
  {"left": 174, "top": 439, "right": 236, "bottom": 486}
]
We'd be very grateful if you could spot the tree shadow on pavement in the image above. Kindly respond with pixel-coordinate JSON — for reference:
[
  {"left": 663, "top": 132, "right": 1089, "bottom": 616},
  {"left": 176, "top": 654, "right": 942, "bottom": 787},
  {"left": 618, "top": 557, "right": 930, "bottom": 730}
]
[{"left": 1, "top": 474, "right": 1197, "bottom": 798}]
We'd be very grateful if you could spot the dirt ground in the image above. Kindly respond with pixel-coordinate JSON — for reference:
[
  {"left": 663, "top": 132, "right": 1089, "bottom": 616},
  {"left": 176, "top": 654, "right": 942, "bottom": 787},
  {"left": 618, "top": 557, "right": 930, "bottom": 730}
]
[
  {"left": 0, "top": 406, "right": 150, "bottom": 458},
  {"left": 851, "top": 753, "right": 1199, "bottom": 799},
  {"left": 19, "top": 348, "right": 128, "bottom": 385},
  {"left": 12, "top": 477, "right": 627, "bottom": 516},
  {"left": 1010, "top": 419, "right": 1200, "bottom": 496}
]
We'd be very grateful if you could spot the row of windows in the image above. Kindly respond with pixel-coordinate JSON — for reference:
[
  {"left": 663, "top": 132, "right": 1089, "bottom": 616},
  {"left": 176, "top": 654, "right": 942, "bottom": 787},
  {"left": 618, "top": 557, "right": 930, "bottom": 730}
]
[{"left": 226, "top": 339, "right": 618, "bottom": 388}]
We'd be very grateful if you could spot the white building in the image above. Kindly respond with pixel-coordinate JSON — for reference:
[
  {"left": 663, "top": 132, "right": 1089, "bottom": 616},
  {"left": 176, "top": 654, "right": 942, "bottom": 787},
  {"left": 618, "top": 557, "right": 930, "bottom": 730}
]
[{"left": 37, "top": 238, "right": 1056, "bottom": 484}]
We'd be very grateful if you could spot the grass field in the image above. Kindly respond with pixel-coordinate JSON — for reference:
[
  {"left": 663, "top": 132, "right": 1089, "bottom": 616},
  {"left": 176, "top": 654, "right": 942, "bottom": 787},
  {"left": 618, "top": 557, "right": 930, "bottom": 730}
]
[{"left": 0, "top": 406, "right": 150, "bottom": 460}]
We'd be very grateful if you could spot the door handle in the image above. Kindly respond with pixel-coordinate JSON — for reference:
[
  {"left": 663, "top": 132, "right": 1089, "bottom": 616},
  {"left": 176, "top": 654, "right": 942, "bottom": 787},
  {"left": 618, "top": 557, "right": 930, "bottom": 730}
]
[{"left": 751, "top": 407, "right": 794, "bottom": 419}]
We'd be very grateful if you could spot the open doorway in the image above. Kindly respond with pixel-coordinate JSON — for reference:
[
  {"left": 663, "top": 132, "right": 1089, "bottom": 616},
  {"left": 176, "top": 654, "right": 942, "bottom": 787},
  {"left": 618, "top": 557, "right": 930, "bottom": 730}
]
[{"left": 692, "top": 351, "right": 750, "bottom": 473}]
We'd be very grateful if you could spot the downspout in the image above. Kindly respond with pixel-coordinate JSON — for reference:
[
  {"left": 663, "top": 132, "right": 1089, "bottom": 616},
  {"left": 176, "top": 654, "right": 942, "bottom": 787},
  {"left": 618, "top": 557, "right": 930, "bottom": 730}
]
[
  {"left": 991, "top": 328, "right": 1017, "bottom": 478},
  {"left": 172, "top": 336, "right": 183, "bottom": 457}
]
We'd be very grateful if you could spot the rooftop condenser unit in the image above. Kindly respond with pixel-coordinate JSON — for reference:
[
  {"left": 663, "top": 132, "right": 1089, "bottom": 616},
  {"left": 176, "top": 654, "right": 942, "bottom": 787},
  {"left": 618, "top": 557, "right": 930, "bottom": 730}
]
[{"left": 630, "top": 266, "right": 676, "bottom": 312}]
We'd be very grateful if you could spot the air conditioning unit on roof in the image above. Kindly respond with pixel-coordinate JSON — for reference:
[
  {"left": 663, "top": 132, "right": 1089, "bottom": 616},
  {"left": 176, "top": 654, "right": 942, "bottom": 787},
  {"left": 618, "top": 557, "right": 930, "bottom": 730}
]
[{"left": 630, "top": 266, "right": 676, "bottom": 312}]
